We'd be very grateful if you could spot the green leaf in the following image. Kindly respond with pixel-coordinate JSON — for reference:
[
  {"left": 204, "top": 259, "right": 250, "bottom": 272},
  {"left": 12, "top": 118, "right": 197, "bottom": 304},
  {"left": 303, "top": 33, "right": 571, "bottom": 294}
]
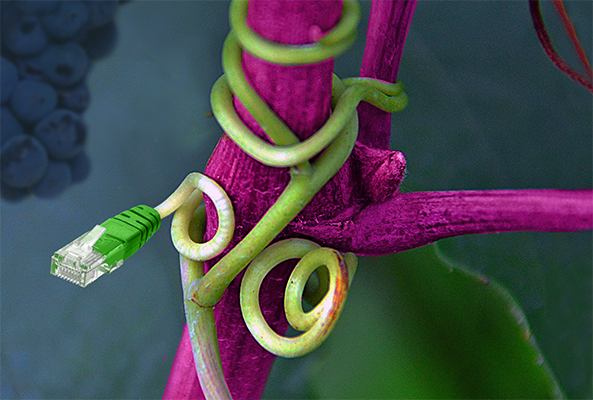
[{"left": 308, "top": 244, "right": 563, "bottom": 399}]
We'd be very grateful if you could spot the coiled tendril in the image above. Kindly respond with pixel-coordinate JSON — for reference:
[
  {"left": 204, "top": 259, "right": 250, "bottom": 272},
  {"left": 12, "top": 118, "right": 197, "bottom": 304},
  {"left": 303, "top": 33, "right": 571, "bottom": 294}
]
[
  {"left": 161, "top": 0, "right": 408, "bottom": 397},
  {"left": 241, "top": 239, "right": 358, "bottom": 358}
]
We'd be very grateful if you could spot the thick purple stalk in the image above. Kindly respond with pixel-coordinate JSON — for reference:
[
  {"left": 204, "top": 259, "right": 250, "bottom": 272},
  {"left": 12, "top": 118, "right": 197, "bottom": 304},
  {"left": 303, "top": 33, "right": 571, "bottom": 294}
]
[
  {"left": 203, "top": 2, "right": 343, "bottom": 399},
  {"left": 291, "top": 189, "right": 593, "bottom": 256},
  {"left": 166, "top": 2, "right": 345, "bottom": 400}
]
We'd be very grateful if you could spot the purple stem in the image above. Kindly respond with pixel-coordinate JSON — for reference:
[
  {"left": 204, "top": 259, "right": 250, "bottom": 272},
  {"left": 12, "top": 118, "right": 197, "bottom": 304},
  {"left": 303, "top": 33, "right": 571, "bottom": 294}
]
[
  {"left": 163, "top": 325, "right": 204, "bottom": 400},
  {"left": 165, "top": 2, "right": 345, "bottom": 400},
  {"left": 357, "top": 0, "right": 417, "bottom": 148},
  {"left": 291, "top": 189, "right": 593, "bottom": 256}
]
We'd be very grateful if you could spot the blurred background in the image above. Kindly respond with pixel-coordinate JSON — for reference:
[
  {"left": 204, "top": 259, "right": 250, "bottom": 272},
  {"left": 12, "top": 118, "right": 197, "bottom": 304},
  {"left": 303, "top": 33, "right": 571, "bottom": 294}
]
[{"left": 1, "top": 0, "right": 591, "bottom": 398}]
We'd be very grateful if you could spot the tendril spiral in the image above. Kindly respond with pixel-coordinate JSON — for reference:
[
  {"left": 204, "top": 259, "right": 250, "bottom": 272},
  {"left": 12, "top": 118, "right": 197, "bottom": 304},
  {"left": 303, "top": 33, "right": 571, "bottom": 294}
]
[
  {"left": 155, "top": 172, "right": 234, "bottom": 261},
  {"left": 240, "top": 239, "right": 358, "bottom": 358}
]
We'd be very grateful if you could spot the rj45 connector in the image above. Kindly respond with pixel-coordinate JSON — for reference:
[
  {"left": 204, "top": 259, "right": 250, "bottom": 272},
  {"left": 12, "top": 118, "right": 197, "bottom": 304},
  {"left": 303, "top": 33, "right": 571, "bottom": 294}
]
[{"left": 51, "top": 205, "right": 161, "bottom": 287}]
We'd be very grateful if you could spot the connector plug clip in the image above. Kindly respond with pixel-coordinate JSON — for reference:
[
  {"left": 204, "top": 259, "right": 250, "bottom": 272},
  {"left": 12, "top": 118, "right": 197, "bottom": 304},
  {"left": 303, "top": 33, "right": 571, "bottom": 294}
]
[{"left": 51, "top": 205, "right": 161, "bottom": 287}]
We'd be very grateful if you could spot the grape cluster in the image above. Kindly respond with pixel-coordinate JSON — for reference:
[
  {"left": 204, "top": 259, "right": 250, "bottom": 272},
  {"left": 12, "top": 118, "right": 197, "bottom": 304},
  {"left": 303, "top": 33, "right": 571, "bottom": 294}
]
[{"left": 1, "top": 0, "right": 125, "bottom": 201}]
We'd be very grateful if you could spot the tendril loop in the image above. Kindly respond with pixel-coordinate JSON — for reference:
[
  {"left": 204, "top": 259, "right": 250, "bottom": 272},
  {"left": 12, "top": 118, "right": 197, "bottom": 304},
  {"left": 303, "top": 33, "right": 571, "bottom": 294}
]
[
  {"left": 240, "top": 239, "right": 357, "bottom": 358},
  {"left": 156, "top": 172, "right": 234, "bottom": 261}
]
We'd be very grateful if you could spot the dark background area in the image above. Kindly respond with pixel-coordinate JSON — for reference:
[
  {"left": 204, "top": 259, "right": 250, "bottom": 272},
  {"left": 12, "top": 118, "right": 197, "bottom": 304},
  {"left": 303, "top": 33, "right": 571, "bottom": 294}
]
[{"left": 1, "top": 1, "right": 591, "bottom": 398}]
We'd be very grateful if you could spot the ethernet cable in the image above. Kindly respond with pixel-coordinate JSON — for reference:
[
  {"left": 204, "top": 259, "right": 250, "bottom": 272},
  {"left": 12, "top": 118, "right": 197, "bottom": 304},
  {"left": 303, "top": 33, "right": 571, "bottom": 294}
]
[{"left": 51, "top": 173, "right": 234, "bottom": 287}]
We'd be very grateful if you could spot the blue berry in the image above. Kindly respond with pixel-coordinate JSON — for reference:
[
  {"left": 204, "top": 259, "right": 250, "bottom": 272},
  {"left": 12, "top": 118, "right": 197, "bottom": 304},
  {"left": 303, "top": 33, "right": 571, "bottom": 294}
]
[
  {"left": 15, "top": 55, "right": 46, "bottom": 82},
  {"left": 10, "top": 80, "right": 58, "bottom": 125},
  {"left": 32, "top": 160, "right": 72, "bottom": 198},
  {"left": 1, "top": 4, "right": 49, "bottom": 56},
  {"left": 38, "top": 42, "right": 90, "bottom": 87},
  {"left": 16, "top": 1, "right": 59, "bottom": 15},
  {"left": 42, "top": 1, "right": 90, "bottom": 42},
  {"left": 1, "top": 57, "right": 19, "bottom": 104},
  {"left": 1, "top": 181, "right": 31, "bottom": 202},
  {"left": 34, "top": 109, "right": 86, "bottom": 160},
  {"left": 57, "top": 81, "right": 90, "bottom": 112},
  {"left": 87, "top": 1, "right": 119, "bottom": 29},
  {"left": 84, "top": 21, "right": 118, "bottom": 60},
  {"left": 1, "top": 107, "right": 25, "bottom": 146},
  {"left": 68, "top": 150, "right": 91, "bottom": 183},
  {"left": 1, "top": 135, "right": 49, "bottom": 188}
]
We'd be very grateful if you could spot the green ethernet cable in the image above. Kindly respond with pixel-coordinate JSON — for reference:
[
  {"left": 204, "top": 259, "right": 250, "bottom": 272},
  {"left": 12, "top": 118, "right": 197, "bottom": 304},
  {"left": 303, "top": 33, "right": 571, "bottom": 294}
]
[{"left": 51, "top": 205, "right": 161, "bottom": 287}]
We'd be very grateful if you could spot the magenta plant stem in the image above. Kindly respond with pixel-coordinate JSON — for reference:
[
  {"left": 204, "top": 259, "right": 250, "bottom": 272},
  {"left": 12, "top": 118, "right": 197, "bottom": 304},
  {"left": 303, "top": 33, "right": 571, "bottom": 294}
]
[
  {"left": 200, "top": 2, "right": 344, "bottom": 399},
  {"left": 291, "top": 189, "right": 593, "bottom": 256},
  {"left": 357, "top": 0, "right": 417, "bottom": 148},
  {"left": 163, "top": 325, "right": 204, "bottom": 400}
]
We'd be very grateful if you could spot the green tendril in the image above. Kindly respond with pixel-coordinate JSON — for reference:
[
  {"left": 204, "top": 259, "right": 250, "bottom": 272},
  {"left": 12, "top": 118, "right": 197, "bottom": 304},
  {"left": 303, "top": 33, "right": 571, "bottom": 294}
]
[
  {"left": 240, "top": 239, "right": 357, "bottom": 358},
  {"left": 160, "top": 0, "right": 408, "bottom": 396},
  {"left": 177, "top": 203, "right": 232, "bottom": 399},
  {"left": 229, "top": 0, "right": 361, "bottom": 66}
]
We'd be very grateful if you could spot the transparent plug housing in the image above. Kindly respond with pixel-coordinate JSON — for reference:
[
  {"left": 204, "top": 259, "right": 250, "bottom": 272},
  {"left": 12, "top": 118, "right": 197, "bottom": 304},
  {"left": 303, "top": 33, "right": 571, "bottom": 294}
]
[{"left": 51, "top": 225, "right": 124, "bottom": 287}]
